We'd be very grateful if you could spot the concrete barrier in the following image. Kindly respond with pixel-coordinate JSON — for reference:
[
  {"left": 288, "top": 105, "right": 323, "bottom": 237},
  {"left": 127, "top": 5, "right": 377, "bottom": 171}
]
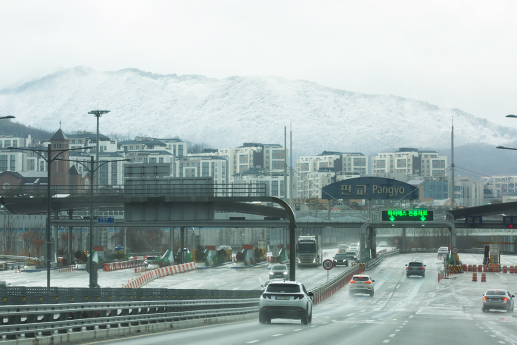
[{"left": 122, "top": 263, "right": 196, "bottom": 289}]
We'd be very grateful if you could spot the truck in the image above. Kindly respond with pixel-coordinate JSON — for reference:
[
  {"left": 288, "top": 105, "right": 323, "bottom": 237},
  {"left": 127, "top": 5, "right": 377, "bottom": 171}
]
[{"left": 296, "top": 235, "right": 323, "bottom": 267}]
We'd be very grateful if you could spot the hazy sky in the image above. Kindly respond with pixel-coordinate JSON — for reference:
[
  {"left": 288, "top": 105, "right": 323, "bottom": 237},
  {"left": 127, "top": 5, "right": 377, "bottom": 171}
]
[{"left": 2, "top": 0, "right": 517, "bottom": 127}]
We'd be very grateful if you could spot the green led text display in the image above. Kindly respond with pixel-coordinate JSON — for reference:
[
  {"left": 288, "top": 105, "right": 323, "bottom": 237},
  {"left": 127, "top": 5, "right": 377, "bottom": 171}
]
[{"left": 381, "top": 210, "right": 434, "bottom": 222}]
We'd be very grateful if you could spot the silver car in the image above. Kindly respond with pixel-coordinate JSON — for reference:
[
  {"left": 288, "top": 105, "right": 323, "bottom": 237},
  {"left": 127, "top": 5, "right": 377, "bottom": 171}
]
[
  {"left": 482, "top": 289, "right": 515, "bottom": 312},
  {"left": 269, "top": 264, "right": 288, "bottom": 280}
]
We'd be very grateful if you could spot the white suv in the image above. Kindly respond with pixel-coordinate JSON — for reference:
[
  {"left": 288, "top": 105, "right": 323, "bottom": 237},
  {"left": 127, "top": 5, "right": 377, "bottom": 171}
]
[
  {"left": 259, "top": 281, "right": 314, "bottom": 325},
  {"left": 349, "top": 274, "right": 375, "bottom": 297}
]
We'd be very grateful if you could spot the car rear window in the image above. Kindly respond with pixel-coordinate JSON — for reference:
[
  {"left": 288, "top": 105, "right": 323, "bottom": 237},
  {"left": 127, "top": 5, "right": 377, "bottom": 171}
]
[
  {"left": 335, "top": 254, "right": 347, "bottom": 259},
  {"left": 338, "top": 244, "right": 348, "bottom": 249},
  {"left": 353, "top": 276, "right": 370, "bottom": 281},
  {"left": 486, "top": 290, "right": 506, "bottom": 296},
  {"left": 272, "top": 265, "right": 287, "bottom": 270},
  {"left": 346, "top": 251, "right": 356, "bottom": 255},
  {"left": 267, "top": 284, "right": 300, "bottom": 293},
  {"left": 409, "top": 262, "right": 422, "bottom": 266}
]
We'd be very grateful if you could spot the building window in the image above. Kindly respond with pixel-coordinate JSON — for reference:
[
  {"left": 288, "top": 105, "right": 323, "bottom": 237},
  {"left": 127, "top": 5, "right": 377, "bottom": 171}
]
[{"left": 159, "top": 157, "right": 164, "bottom": 163}]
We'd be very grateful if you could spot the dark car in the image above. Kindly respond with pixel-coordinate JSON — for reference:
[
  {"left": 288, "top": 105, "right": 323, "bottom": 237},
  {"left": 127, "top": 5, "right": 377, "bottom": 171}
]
[
  {"left": 406, "top": 261, "right": 425, "bottom": 277},
  {"left": 333, "top": 253, "right": 349, "bottom": 266},
  {"left": 345, "top": 251, "right": 358, "bottom": 263},
  {"left": 482, "top": 289, "right": 515, "bottom": 312}
]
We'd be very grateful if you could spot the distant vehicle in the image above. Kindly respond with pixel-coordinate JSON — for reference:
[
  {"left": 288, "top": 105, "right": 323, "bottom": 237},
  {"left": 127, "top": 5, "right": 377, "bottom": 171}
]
[
  {"left": 349, "top": 274, "right": 375, "bottom": 297},
  {"left": 437, "top": 247, "right": 448, "bottom": 256},
  {"left": 345, "top": 251, "right": 359, "bottom": 263},
  {"left": 482, "top": 289, "right": 514, "bottom": 312},
  {"left": 259, "top": 281, "right": 314, "bottom": 324},
  {"left": 332, "top": 253, "right": 349, "bottom": 266},
  {"left": 349, "top": 243, "right": 359, "bottom": 252},
  {"left": 337, "top": 244, "right": 349, "bottom": 253},
  {"left": 269, "top": 264, "right": 288, "bottom": 279},
  {"left": 406, "top": 260, "right": 426, "bottom": 277},
  {"left": 296, "top": 235, "right": 323, "bottom": 267},
  {"left": 217, "top": 245, "right": 232, "bottom": 251},
  {"left": 378, "top": 241, "right": 387, "bottom": 247}
]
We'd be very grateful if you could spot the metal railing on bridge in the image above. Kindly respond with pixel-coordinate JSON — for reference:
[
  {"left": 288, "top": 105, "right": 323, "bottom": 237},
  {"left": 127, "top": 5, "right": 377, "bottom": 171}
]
[{"left": 1, "top": 183, "right": 268, "bottom": 199}]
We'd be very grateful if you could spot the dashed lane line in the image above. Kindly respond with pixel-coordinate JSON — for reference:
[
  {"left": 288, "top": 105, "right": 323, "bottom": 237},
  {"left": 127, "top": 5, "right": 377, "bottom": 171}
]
[
  {"left": 246, "top": 341, "right": 260, "bottom": 344},
  {"left": 383, "top": 340, "right": 390, "bottom": 343},
  {"left": 271, "top": 334, "right": 283, "bottom": 337},
  {"left": 293, "top": 329, "right": 302, "bottom": 332},
  {"left": 389, "top": 334, "right": 396, "bottom": 337}
]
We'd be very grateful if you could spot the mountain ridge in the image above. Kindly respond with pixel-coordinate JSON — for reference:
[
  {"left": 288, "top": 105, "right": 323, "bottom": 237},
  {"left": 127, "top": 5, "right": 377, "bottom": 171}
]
[{"left": 0, "top": 67, "right": 515, "bottom": 160}]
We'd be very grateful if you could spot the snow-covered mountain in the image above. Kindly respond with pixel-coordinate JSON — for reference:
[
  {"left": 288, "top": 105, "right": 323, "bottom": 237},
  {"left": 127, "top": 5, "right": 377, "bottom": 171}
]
[{"left": 0, "top": 67, "right": 513, "bottom": 156}]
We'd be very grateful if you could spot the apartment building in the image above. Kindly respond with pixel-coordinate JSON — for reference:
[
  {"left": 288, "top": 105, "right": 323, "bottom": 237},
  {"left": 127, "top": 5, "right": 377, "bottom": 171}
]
[
  {"left": 63, "top": 131, "right": 118, "bottom": 153},
  {"left": 0, "top": 135, "right": 34, "bottom": 149},
  {"left": 371, "top": 148, "right": 447, "bottom": 178},
  {"left": 174, "top": 155, "right": 228, "bottom": 184},
  {"left": 218, "top": 144, "right": 263, "bottom": 176},
  {"left": 232, "top": 169, "right": 291, "bottom": 199}
]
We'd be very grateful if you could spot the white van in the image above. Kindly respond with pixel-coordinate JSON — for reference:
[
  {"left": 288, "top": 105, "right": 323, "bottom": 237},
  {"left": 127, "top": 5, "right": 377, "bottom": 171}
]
[{"left": 437, "top": 247, "right": 448, "bottom": 255}]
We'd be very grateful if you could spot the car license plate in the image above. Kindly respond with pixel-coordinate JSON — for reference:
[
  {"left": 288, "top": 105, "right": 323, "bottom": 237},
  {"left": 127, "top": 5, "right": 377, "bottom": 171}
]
[{"left": 276, "top": 296, "right": 290, "bottom": 300}]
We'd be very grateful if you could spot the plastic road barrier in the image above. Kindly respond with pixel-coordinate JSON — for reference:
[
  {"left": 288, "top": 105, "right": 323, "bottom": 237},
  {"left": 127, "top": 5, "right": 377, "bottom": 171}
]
[
  {"left": 472, "top": 272, "right": 477, "bottom": 282},
  {"left": 481, "top": 272, "right": 486, "bottom": 282}
]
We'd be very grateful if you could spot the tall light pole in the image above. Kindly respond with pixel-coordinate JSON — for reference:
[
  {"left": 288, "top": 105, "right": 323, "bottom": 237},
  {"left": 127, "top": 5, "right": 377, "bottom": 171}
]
[
  {"left": 0, "top": 116, "right": 15, "bottom": 120},
  {"left": 56, "top": 156, "right": 129, "bottom": 287},
  {"left": 88, "top": 110, "right": 109, "bottom": 247},
  {"left": 7, "top": 145, "right": 92, "bottom": 288}
]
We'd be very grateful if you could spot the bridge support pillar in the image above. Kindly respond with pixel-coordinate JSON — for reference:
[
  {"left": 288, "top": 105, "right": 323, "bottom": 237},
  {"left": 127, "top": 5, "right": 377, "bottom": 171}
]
[
  {"left": 402, "top": 228, "right": 406, "bottom": 253},
  {"left": 67, "top": 210, "right": 73, "bottom": 265},
  {"left": 180, "top": 227, "right": 185, "bottom": 264}
]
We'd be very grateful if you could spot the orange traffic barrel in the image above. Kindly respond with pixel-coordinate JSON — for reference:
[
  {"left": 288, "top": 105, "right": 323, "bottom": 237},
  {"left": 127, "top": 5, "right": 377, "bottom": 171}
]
[
  {"left": 481, "top": 272, "right": 486, "bottom": 282},
  {"left": 478, "top": 264, "right": 482, "bottom": 272},
  {"left": 510, "top": 266, "right": 515, "bottom": 274},
  {"left": 472, "top": 272, "right": 477, "bottom": 282},
  {"left": 467, "top": 264, "right": 472, "bottom": 272},
  {"left": 503, "top": 265, "right": 507, "bottom": 273}
]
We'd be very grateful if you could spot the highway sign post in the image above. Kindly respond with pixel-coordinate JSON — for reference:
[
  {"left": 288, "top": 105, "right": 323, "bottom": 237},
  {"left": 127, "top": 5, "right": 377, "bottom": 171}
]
[
  {"left": 323, "top": 259, "right": 333, "bottom": 282},
  {"left": 451, "top": 246, "right": 459, "bottom": 254}
]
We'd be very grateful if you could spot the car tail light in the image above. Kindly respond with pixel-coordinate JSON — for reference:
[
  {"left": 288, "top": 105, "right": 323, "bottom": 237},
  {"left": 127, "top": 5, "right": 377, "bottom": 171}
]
[
  {"left": 262, "top": 294, "right": 271, "bottom": 299},
  {"left": 503, "top": 297, "right": 508, "bottom": 301},
  {"left": 294, "top": 294, "right": 304, "bottom": 300},
  {"left": 350, "top": 280, "right": 356, "bottom": 283},
  {"left": 483, "top": 297, "right": 487, "bottom": 300},
  {"left": 420, "top": 267, "right": 425, "bottom": 270},
  {"left": 365, "top": 281, "right": 372, "bottom": 284},
  {"left": 406, "top": 267, "right": 411, "bottom": 269}
]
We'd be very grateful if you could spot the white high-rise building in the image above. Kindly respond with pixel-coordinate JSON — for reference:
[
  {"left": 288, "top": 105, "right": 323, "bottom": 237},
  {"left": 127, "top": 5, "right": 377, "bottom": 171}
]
[{"left": 371, "top": 148, "right": 447, "bottom": 178}]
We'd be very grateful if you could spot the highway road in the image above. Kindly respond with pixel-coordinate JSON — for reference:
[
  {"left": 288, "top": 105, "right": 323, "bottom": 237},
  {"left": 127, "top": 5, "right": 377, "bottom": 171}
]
[{"left": 83, "top": 252, "right": 517, "bottom": 345}]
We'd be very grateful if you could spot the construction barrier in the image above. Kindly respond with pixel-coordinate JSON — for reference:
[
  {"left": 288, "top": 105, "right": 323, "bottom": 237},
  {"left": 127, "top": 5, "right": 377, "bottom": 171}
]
[
  {"left": 467, "top": 264, "right": 472, "bottom": 272},
  {"left": 58, "top": 266, "right": 76, "bottom": 273},
  {"left": 510, "top": 266, "right": 515, "bottom": 274},
  {"left": 312, "top": 263, "right": 365, "bottom": 305},
  {"left": 478, "top": 264, "right": 482, "bottom": 272},
  {"left": 473, "top": 264, "right": 477, "bottom": 272},
  {"left": 463, "top": 264, "right": 467, "bottom": 272},
  {"left": 103, "top": 259, "right": 145, "bottom": 272},
  {"left": 134, "top": 266, "right": 146, "bottom": 273},
  {"left": 122, "top": 262, "right": 197, "bottom": 289},
  {"left": 472, "top": 272, "right": 477, "bottom": 282},
  {"left": 481, "top": 272, "right": 486, "bottom": 282},
  {"left": 503, "top": 265, "right": 507, "bottom": 273}
]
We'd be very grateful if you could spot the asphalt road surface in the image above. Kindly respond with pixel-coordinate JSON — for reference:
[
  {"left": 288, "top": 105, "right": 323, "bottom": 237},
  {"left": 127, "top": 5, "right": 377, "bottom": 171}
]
[{"left": 82, "top": 252, "right": 517, "bottom": 345}]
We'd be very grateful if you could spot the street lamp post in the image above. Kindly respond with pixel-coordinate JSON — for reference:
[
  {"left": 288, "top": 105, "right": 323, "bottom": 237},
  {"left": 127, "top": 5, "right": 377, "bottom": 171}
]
[
  {"left": 7, "top": 144, "right": 92, "bottom": 288},
  {"left": 56, "top": 156, "right": 130, "bottom": 288},
  {"left": 0, "top": 116, "right": 15, "bottom": 120},
  {"left": 88, "top": 110, "right": 109, "bottom": 247}
]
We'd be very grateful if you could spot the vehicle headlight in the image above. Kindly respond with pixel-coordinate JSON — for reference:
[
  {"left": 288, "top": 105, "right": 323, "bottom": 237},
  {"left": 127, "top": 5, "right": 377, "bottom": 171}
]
[
  {"left": 313, "top": 258, "right": 316, "bottom": 263},
  {"left": 283, "top": 271, "right": 287, "bottom": 275},
  {"left": 269, "top": 272, "right": 273, "bottom": 275}
]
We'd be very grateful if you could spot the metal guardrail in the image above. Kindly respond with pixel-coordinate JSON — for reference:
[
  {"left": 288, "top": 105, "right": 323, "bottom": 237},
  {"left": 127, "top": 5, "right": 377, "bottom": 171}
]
[
  {"left": 309, "top": 249, "right": 400, "bottom": 305},
  {"left": 0, "top": 287, "right": 263, "bottom": 305},
  {"left": 1, "top": 183, "right": 268, "bottom": 198},
  {"left": 0, "top": 299, "right": 258, "bottom": 340}
]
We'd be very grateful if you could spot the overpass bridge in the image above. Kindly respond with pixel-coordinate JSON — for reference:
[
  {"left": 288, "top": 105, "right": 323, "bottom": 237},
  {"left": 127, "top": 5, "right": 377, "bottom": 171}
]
[{"left": 2, "top": 183, "right": 517, "bottom": 279}]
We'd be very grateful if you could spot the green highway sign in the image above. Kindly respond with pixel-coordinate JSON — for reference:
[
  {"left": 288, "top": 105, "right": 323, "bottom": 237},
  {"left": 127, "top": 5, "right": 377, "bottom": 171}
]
[{"left": 381, "top": 209, "right": 434, "bottom": 222}]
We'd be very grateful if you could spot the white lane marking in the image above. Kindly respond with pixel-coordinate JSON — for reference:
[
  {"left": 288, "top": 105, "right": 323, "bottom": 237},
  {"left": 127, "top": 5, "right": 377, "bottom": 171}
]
[
  {"left": 399, "top": 326, "right": 403, "bottom": 328},
  {"left": 293, "top": 329, "right": 302, "bottom": 332},
  {"left": 389, "top": 334, "right": 396, "bottom": 337},
  {"left": 247, "top": 341, "right": 260, "bottom": 344},
  {"left": 395, "top": 330, "right": 400, "bottom": 332},
  {"left": 393, "top": 319, "right": 397, "bottom": 321},
  {"left": 396, "top": 285, "right": 400, "bottom": 288},
  {"left": 498, "top": 342, "right": 505, "bottom": 344},
  {"left": 409, "top": 315, "right": 414, "bottom": 318},
  {"left": 383, "top": 341, "right": 390, "bottom": 344},
  {"left": 347, "top": 313, "right": 356, "bottom": 316},
  {"left": 272, "top": 334, "right": 283, "bottom": 337},
  {"left": 232, "top": 288, "right": 239, "bottom": 290},
  {"left": 322, "top": 322, "right": 328, "bottom": 324},
  {"left": 310, "top": 325, "right": 318, "bottom": 328}
]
